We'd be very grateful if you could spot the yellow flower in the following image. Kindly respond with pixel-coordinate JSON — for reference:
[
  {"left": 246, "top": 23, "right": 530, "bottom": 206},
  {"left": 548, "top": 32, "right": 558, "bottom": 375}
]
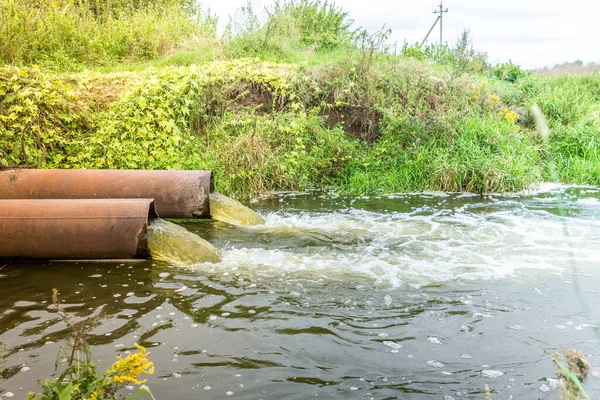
[
  {"left": 106, "top": 344, "right": 155, "bottom": 386},
  {"left": 500, "top": 107, "right": 519, "bottom": 124},
  {"left": 89, "top": 389, "right": 105, "bottom": 400}
]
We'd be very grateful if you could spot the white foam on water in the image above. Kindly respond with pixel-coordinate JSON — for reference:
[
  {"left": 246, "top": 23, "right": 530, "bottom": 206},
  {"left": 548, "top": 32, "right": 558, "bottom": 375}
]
[
  {"left": 481, "top": 370, "right": 504, "bottom": 378},
  {"left": 539, "top": 384, "right": 551, "bottom": 393},
  {"left": 383, "top": 341, "right": 403, "bottom": 350},
  {"left": 516, "top": 182, "right": 587, "bottom": 196},
  {"left": 180, "top": 189, "right": 600, "bottom": 287},
  {"left": 427, "top": 360, "right": 445, "bottom": 368},
  {"left": 577, "top": 198, "right": 600, "bottom": 206}
]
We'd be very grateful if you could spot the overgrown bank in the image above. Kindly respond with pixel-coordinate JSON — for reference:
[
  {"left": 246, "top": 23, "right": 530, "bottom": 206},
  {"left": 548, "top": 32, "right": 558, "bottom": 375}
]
[{"left": 1, "top": 1, "right": 599, "bottom": 198}]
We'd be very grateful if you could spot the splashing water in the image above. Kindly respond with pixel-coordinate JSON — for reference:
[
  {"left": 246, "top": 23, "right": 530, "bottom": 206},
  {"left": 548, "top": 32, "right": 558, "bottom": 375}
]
[
  {"left": 2, "top": 189, "right": 600, "bottom": 400},
  {"left": 179, "top": 187, "right": 600, "bottom": 288},
  {"left": 209, "top": 192, "right": 265, "bottom": 226},
  {"left": 147, "top": 219, "right": 220, "bottom": 264}
]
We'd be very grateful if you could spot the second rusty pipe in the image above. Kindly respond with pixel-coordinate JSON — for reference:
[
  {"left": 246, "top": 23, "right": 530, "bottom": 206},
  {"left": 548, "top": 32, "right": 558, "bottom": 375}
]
[{"left": 0, "top": 169, "right": 214, "bottom": 218}]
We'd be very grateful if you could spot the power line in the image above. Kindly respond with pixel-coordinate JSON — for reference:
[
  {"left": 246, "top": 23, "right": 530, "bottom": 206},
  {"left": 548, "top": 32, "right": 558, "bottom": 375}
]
[{"left": 360, "top": 11, "right": 433, "bottom": 16}]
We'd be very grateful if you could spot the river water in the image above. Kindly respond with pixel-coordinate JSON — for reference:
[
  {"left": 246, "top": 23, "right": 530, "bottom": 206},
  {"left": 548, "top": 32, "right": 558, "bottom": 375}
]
[{"left": 1, "top": 185, "right": 600, "bottom": 399}]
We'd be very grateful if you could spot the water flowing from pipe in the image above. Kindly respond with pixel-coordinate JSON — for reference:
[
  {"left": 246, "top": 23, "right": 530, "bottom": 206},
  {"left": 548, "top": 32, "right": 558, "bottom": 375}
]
[
  {"left": 209, "top": 192, "right": 265, "bottom": 226},
  {"left": 147, "top": 218, "right": 220, "bottom": 264}
]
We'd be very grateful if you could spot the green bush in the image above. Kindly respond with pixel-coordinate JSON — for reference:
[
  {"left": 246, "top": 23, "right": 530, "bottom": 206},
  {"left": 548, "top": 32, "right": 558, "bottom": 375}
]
[
  {"left": 430, "top": 115, "right": 541, "bottom": 192},
  {"left": 100, "top": 61, "right": 355, "bottom": 196},
  {"left": 284, "top": 0, "right": 354, "bottom": 50},
  {"left": 548, "top": 118, "right": 600, "bottom": 184},
  {"left": 492, "top": 60, "right": 525, "bottom": 83},
  {"left": 401, "top": 31, "right": 489, "bottom": 75},
  {"left": 225, "top": 0, "right": 354, "bottom": 60},
  {"left": 210, "top": 110, "right": 357, "bottom": 195},
  {"left": 0, "top": 0, "right": 217, "bottom": 69},
  {"left": 0, "top": 66, "right": 93, "bottom": 168},
  {"left": 342, "top": 106, "right": 541, "bottom": 194},
  {"left": 400, "top": 43, "right": 426, "bottom": 61}
]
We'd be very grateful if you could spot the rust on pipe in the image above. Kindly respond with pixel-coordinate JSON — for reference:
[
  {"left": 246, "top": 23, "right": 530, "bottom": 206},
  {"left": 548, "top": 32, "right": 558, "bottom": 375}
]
[
  {"left": 0, "top": 169, "right": 214, "bottom": 218},
  {"left": 0, "top": 199, "right": 156, "bottom": 260}
]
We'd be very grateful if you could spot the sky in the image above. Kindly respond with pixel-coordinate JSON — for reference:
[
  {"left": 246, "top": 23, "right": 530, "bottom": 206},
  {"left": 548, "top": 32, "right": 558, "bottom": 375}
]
[{"left": 199, "top": 0, "right": 600, "bottom": 69}]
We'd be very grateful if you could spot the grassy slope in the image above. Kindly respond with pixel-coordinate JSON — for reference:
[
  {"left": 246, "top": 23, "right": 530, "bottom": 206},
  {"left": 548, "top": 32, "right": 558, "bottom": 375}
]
[{"left": 1, "top": 1, "right": 599, "bottom": 198}]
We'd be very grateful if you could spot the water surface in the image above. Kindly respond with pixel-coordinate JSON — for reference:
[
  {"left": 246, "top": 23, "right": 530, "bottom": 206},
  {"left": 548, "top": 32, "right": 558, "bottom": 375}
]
[{"left": 1, "top": 186, "right": 599, "bottom": 399}]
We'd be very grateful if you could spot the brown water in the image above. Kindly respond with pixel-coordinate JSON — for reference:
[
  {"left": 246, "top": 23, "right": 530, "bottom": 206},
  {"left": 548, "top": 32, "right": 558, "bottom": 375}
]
[{"left": 1, "top": 186, "right": 600, "bottom": 399}]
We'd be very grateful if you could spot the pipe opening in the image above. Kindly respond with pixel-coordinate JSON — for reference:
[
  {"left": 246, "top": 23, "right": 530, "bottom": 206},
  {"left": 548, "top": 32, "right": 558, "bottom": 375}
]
[{"left": 0, "top": 198, "right": 158, "bottom": 260}]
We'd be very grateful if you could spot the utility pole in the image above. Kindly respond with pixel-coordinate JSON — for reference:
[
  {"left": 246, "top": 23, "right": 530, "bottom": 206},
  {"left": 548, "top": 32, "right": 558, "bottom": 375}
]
[
  {"left": 434, "top": 1, "right": 449, "bottom": 44},
  {"left": 420, "top": 2, "right": 449, "bottom": 46}
]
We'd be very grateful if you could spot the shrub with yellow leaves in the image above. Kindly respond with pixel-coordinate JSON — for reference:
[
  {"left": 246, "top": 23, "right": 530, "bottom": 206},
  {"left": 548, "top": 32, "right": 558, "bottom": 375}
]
[{"left": 26, "top": 290, "right": 156, "bottom": 400}]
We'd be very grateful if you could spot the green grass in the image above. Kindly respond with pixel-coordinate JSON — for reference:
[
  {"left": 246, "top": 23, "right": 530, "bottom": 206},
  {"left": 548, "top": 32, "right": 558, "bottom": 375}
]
[
  {"left": 1, "top": 0, "right": 599, "bottom": 198},
  {"left": 0, "top": 0, "right": 217, "bottom": 71}
]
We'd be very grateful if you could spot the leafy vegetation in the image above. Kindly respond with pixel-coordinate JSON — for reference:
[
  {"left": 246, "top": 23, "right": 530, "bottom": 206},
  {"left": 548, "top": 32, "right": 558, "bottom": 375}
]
[
  {"left": 224, "top": 0, "right": 355, "bottom": 61},
  {"left": 25, "top": 290, "right": 155, "bottom": 400},
  {"left": 0, "top": 0, "right": 217, "bottom": 70},
  {"left": 1, "top": 0, "right": 599, "bottom": 198},
  {"left": 401, "top": 30, "right": 489, "bottom": 76},
  {"left": 492, "top": 61, "right": 526, "bottom": 83}
]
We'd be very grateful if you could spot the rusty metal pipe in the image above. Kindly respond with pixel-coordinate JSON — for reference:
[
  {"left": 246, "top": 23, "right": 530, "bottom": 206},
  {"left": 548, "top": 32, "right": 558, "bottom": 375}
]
[
  {"left": 0, "top": 199, "right": 156, "bottom": 259},
  {"left": 0, "top": 169, "right": 213, "bottom": 218}
]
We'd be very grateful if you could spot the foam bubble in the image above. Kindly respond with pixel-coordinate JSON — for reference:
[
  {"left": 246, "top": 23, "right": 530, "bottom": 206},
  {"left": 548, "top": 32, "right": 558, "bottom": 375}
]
[
  {"left": 481, "top": 370, "right": 504, "bottom": 378},
  {"left": 177, "top": 190, "right": 600, "bottom": 287},
  {"left": 427, "top": 360, "right": 445, "bottom": 368}
]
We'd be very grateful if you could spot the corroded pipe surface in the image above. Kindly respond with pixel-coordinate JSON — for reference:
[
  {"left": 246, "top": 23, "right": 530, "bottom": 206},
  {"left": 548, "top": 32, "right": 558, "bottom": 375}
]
[
  {"left": 0, "top": 169, "right": 213, "bottom": 218},
  {"left": 0, "top": 199, "right": 156, "bottom": 259}
]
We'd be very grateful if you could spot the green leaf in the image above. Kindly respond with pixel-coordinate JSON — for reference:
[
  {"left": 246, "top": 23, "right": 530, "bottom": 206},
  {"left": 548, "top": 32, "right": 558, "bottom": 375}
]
[
  {"left": 57, "top": 382, "right": 78, "bottom": 400},
  {"left": 138, "top": 97, "right": 147, "bottom": 110},
  {"left": 2, "top": 94, "right": 15, "bottom": 104},
  {"left": 125, "top": 388, "right": 157, "bottom": 400}
]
